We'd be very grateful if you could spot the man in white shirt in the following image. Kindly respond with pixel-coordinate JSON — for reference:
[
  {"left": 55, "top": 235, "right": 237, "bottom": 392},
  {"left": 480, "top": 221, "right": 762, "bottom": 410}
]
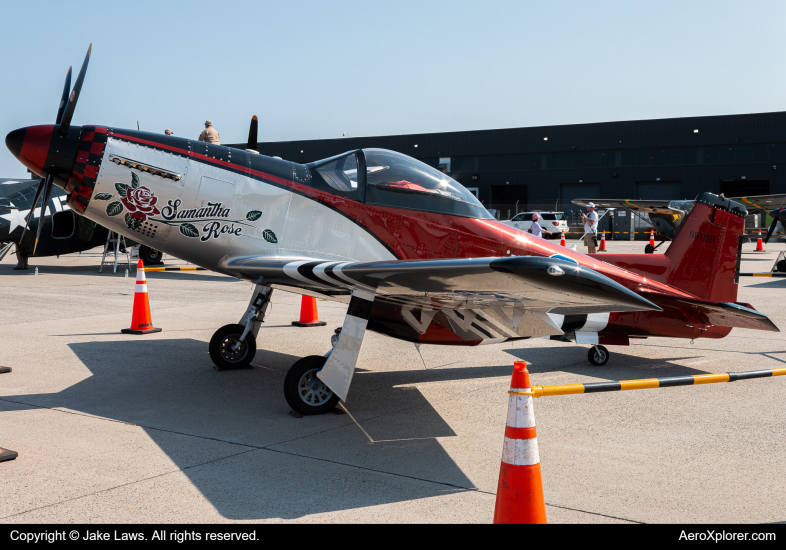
[
  {"left": 529, "top": 213, "right": 552, "bottom": 239},
  {"left": 580, "top": 203, "right": 598, "bottom": 254}
]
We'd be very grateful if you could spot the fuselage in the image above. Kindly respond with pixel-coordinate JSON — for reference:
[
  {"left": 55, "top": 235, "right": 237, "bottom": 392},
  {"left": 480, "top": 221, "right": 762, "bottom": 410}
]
[{"left": 7, "top": 124, "right": 737, "bottom": 343}]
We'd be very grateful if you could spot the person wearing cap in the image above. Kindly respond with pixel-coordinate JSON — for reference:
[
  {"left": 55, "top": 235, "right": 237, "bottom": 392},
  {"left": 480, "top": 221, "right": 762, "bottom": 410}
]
[
  {"left": 580, "top": 202, "right": 598, "bottom": 253},
  {"left": 198, "top": 120, "right": 220, "bottom": 144},
  {"left": 164, "top": 129, "right": 173, "bottom": 135},
  {"left": 529, "top": 212, "right": 552, "bottom": 239}
]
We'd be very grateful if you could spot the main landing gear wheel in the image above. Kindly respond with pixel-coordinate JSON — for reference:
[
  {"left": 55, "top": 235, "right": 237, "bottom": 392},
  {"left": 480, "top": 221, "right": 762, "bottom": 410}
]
[
  {"left": 284, "top": 355, "right": 340, "bottom": 415},
  {"left": 644, "top": 244, "right": 655, "bottom": 254},
  {"left": 209, "top": 324, "right": 256, "bottom": 370},
  {"left": 588, "top": 345, "right": 610, "bottom": 366},
  {"left": 139, "top": 245, "right": 163, "bottom": 265}
]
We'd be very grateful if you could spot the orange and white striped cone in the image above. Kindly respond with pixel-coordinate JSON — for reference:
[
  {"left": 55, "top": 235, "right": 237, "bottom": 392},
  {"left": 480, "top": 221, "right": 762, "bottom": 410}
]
[
  {"left": 121, "top": 260, "right": 162, "bottom": 334},
  {"left": 649, "top": 228, "right": 655, "bottom": 248},
  {"left": 599, "top": 230, "right": 607, "bottom": 252},
  {"left": 493, "top": 361, "right": 547, "bottom": 524},
  {"left": 292, "top": 295, "right": 327, "bottom": 327},
  {"left": 756, "top": 229, "right": 765, "bottom": 252},
  {"left": 559, "top": 230, "right": 566, "bottom": 247}
]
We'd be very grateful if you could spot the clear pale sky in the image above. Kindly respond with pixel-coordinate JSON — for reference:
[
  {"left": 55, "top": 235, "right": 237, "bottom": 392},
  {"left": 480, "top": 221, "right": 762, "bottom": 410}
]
[{"left": 1, "top": 0, "right": 784, "bottom": 177}]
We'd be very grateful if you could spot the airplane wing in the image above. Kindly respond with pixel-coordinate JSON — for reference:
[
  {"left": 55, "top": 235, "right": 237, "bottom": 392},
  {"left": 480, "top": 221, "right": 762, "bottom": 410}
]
[
  {"left": 731, "top": 194, "right": 786, "bottom": 211},
  {"left": 219, "top": 255, "right": 661, "bottom": 338},
  {"left": 571, "top": 198, "right": 682, "bottom": 215}
]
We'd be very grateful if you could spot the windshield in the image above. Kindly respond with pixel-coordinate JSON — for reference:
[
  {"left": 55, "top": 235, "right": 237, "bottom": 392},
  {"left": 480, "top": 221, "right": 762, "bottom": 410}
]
[
  {"left": 668, "top": 200, "right": 695, "bottom": 214},
  {"left": 363, "top": 149, "right": 492, "bottom": 219}
]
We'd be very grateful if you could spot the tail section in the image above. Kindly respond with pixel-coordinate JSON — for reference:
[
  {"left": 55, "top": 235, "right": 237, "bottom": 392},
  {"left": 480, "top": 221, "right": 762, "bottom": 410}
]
[{"left": 664, "top": 193, "right": 746, "bottom": 302}]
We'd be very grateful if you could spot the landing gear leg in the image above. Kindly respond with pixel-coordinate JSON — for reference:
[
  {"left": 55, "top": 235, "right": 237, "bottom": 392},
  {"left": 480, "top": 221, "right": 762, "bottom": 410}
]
[
  {"left": 209, "top": 285, "right": 273, "bottom": 370},
  {"left": 588, "top": 344, "right": 609, "bottom": 366},
  {"left": 284, "top": 287, "right": 375, "bottom": 415}
]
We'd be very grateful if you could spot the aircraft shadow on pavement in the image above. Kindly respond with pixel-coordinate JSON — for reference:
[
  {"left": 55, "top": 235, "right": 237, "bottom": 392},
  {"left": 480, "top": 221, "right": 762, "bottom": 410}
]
[
  {"left": 6, "top": 337, "right": 744, "bottom": 519},
  {"left": 748, "top": 279, "right": 786, "bottom": 288},
  {"left": 7, "top": 338, "right": 476, "bottom": 520},
  {"left": 501, "top": 343, "right": 710, "bottom": 380}
]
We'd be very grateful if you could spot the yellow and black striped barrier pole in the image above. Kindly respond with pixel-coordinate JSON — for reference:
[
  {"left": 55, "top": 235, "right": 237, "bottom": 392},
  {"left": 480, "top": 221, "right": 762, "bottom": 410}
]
[
  {"left": 530, "top": 367, "right": 786, "bottom": 397},
  {"left": 738, "top": 273, "right": 786, "bottom": 278},
  {"left": 143, "top": 266, "right": 206, "bottom": 272}
]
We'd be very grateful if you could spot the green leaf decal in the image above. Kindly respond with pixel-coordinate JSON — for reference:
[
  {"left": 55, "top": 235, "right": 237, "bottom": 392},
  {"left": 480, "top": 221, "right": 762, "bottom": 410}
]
[
  {"left": 94, "top": 192, "right": 113, "bottom": 201},
  {"left": 246, "top": 210, "right": 263, "bottom": 221},
  {"left": 124, "top": 213, "right": 142, "bottom": 230},
  {"left": 179, "top": 223, "right": 199, "bottom": 238},
  {"left": 106, "top": 201, "right": 123, "bottom": 217},
  {"left": 262, "top": 229, "right": 277, "bottom": 243},
  {"left": 131, "top": 172, "right": 139, "bottom": 189},
  {"left": 115, "top": 182, "right": 130, "bottom": 196}
]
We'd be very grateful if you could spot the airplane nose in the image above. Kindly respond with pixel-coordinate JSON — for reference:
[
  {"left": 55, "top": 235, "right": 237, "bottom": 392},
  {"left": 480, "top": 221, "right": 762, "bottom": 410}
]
[{"left": 5, "top": 125, "right": 56, "bottom": 178}]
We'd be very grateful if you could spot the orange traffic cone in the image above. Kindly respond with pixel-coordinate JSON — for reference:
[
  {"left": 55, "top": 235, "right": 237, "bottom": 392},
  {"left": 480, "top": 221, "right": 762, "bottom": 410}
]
[
  {"left": 599, "top": 230, "right": 607, "bottom": 252},
  {"left": 493, "top": 361, "right": 547, "bottom": 524},
  {"left": 559, "top": 230, "right": 566, "bottom": 247},
  {"left": 292, "top": 296, "right": 327, "bottom": 327},
  {"left": 756, "top": 229, "right": 765, "bottom": 252},
  {"left": 649, "top": 228, "right": 655, "bottom": 248},
  {"left": 121, "top": 260, "right": 162, "bottom": 334}
]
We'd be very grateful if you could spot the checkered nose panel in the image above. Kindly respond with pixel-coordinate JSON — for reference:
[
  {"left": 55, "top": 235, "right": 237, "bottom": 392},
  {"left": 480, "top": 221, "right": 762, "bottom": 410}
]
[{"left": 65, "top": 126, "right": 107, "bottom": 213}]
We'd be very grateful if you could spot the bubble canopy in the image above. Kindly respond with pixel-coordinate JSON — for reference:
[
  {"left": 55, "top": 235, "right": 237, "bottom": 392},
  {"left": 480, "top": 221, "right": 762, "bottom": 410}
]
[{"left": 308, "top": 148, "right": 492, "bottom": 219}]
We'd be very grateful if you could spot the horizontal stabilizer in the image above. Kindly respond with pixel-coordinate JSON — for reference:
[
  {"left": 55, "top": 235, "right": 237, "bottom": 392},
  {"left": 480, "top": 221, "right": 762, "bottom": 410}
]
[{"left": 641, "top": 290, "right": 779, "bottom": 332}]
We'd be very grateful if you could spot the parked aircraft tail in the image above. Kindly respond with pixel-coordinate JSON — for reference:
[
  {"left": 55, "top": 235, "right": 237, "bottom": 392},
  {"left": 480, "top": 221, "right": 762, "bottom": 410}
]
[{"left": 663, "top": 192, "right": 746, "bottom": 303}]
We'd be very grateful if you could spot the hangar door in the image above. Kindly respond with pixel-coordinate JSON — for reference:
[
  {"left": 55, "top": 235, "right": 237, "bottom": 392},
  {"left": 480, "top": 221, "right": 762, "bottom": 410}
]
[
  {"left": 560, "top": 183, "right": 601, "bottom": 227},
  {"left": 635, "top": 181, "right": 682, "bottom": 200}
]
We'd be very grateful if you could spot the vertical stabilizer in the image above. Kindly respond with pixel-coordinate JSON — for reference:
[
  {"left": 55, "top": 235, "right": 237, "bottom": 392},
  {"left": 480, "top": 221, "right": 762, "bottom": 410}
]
[{"left": 664, "top": 193, "right": 746, "bottom": 302}]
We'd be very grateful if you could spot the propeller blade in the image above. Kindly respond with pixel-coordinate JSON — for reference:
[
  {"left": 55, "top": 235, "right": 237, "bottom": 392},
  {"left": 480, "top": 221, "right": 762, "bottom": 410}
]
[
  {"left": 765, "top": 219, "right": 778, "bottom": 244},
  {"left": 58, "top": 43, "right": 92, "bottom": 135},
  {"left": 19, "top": 175, "right": 49, "bottom": 244},
  {"left": 32, "top": 177, "right": 54, "bottom": 255},
  {"left": 55, "top": 66, "right": 72, "bottom": 125},
  {"left": 247, "top": 115, "right": 258, "bottom": 151}
]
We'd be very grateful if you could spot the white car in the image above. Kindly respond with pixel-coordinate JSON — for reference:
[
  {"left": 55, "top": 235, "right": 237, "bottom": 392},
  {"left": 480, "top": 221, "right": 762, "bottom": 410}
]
[{"left": 501, "top": 211, "right": 569, "bottom": 238}]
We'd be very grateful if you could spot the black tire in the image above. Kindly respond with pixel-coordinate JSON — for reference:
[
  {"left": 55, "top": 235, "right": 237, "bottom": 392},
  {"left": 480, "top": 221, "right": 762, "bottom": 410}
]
[
  {"left": 284, "top": 355, "right": 340, "bottom": 415},
  {"left": 644, "top": 244, "right": 655, "bottom": 254},
  {"left": 139, "top": 245, "right": 163, "bottom": 265},
  {"left": 588, "top": 345, "right": 610, "bottom": 366},
  {"left": 209, "top": 324, "right": 256, "bottom": 370},
  {"left": 776, "top": 259, "right": 786, "bottom": 273}
]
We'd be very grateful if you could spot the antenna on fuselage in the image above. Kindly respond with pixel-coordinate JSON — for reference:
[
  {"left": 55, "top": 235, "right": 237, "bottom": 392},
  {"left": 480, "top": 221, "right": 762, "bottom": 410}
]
[{"left": 246, "top": 115, "right": 259, "bottom": 154}]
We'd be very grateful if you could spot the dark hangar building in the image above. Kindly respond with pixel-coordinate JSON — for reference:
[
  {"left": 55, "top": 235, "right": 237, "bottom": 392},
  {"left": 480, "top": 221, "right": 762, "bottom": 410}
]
[{"left": 233, "top": 111, "right": 786, "bottom": 219}]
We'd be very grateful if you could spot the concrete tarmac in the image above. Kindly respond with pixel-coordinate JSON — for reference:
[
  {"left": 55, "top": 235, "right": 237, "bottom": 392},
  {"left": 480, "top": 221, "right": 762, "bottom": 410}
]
[{"left": 1, "top": 240, "right": 785, "bottom": 523}]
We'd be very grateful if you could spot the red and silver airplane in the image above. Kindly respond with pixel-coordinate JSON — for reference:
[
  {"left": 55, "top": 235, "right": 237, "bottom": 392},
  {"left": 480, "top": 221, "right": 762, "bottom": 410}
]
[{"left": 5, "top": 46, "right": 778, "bottom": 414}]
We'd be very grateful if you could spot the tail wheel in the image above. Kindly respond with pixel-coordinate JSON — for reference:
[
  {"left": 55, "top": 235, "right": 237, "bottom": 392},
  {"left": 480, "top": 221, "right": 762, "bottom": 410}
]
[
  {"left": 284, "top": 355, "right": 340, "bottom": 415},
  {"left": 644, "top": 244, "right": 655, "bottom": 254},
  {"left": 588, "top": 345, "right": 609, "bottom": 366},
  {"left": 209, "top": 324, "right": 256, "bottom": 370}
]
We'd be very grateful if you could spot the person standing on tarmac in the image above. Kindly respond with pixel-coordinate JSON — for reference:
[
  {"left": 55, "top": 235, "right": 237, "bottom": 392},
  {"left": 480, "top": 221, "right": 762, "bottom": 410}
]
[
  {"left": 164, "top": 129, "right": 173, "bottom": 135},
  {"left": 529, "top": 213, "right": 552, "bottom": 239},
  {"left": 198, "top": 120, "right": 220, "bottom": 144},
  {"left": 580, "top": 202, "right": 598, "bottom": 254}
]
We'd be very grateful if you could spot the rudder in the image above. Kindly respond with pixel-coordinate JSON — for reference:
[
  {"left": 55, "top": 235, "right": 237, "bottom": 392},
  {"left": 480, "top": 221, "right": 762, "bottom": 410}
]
[{"left": 664, "top": 193, "right": 746, "bottom": 302}]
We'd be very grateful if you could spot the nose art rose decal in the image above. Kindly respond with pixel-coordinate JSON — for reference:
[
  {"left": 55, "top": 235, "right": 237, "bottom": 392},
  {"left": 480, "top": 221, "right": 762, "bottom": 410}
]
[
  {"left": 93, "top": 171, "right": 277, "bottom": 243},
  {"left": 121, "top": 184, "right": 160, "bottom": 222}
]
